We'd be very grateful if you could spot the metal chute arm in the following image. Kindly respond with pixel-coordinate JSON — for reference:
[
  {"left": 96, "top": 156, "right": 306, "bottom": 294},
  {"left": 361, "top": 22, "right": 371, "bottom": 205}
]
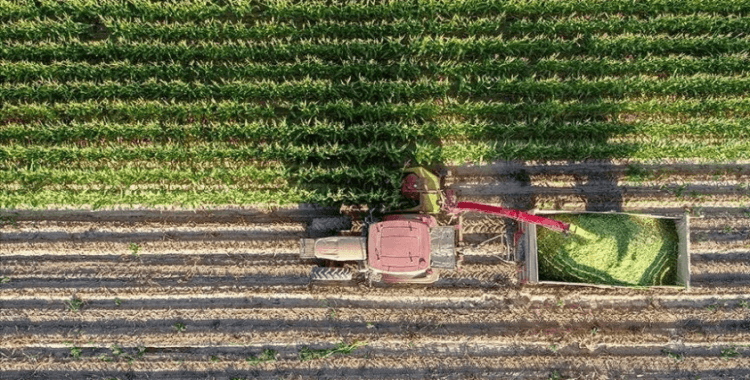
[{"left": 450, "top": 201, "right": 570, "bottom": 233}]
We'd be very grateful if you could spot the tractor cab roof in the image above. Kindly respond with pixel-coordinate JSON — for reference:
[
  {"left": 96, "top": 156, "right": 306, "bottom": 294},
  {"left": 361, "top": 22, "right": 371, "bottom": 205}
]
[{"left": 367, "top": 220, "right": 431, "bottom": 274}]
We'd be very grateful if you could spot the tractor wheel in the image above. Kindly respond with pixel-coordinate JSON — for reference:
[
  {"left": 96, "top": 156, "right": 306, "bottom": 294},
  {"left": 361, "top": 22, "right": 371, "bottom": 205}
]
[
  {"left": 310, "top": 267, "right": 352, "bottom": 281},
  {"left": 308, "top": 217, "right": 352, "bottom": 238}
]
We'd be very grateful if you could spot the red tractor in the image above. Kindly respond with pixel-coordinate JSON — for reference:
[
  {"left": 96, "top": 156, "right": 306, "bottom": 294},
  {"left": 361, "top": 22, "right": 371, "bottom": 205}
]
[{"left": 299, "top": 167, "right": 570, "bottom": 284}]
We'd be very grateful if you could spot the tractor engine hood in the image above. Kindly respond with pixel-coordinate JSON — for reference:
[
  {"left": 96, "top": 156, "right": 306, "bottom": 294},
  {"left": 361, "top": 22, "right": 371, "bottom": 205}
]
[{"left": 368, "top": 220, "right": 431, "bottom": 274}]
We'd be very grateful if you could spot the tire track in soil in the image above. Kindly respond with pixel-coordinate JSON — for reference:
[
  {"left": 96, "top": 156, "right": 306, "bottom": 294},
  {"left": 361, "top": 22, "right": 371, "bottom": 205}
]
[{"left": 2, "top": 288, "right": 750, "bottom": 310}]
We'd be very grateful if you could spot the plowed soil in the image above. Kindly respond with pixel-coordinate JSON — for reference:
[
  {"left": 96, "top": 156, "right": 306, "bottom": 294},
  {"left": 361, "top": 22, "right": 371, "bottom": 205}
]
[{"left": 2, "top": 161, "right": 750, "bottom": 379}]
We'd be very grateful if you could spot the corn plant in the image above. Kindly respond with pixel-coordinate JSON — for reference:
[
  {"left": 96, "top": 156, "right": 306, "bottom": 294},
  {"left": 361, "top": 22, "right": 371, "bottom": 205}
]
[{"left": 173, "top": 322, "right": 186, "bottom": 333}]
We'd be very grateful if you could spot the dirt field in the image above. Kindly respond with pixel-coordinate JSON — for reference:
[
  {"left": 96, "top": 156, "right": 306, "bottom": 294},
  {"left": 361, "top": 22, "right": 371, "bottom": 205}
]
[{"left": 2, "top": 161, "right": 749, "bottom": 380}]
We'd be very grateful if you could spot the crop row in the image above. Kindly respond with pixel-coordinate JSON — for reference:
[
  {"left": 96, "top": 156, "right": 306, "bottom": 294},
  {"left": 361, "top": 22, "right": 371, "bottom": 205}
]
[
  {"left": 3, "top": 35, "right": 749, "bottom": 64},
  {"left": 3, "top": 55, "right": 750, "bottom": 84},
  {"left": 3, "top": 97, "right": 749, "bottom": 125},
  {"left": 3, "top": 0, "right": 749, "bottom": 22},
  {"left": 0, "top": 165, "right": 400, "bottom": 188},
  {"left": 0, "top": 185, "right": 402, "bottom": 209},
  {"left": 1, "top": 138, "right": 747, "bottom": 167},
  {"left": 3, "top": 74, "right": 749, "bottom": 103},
  {"left": 1, "top": 117, "right": 748, "bottom": 147},
  {"left": 4, "top": 14, "right": 750, "bottom": 42},
  {"left": 3, "top": 166, "right": 749, "bottom": 207},
  {"left": 0, "top": 142, "right": 412, "bottom": 166}
]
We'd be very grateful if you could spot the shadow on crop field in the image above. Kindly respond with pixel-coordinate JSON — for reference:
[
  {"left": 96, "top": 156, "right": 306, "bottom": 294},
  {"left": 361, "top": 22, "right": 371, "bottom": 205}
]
[{"left": 573, "top": 158, "right": 625, "bottom": 213}]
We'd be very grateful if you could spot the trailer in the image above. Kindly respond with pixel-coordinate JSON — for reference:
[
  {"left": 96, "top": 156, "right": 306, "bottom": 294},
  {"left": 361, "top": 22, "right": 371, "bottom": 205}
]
[{"left": 517, "top": 210, "right": 691, "bottom": 289}]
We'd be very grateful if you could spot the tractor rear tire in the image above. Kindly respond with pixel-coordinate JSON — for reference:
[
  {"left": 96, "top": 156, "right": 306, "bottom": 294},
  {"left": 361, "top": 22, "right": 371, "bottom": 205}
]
[
  {"left": 310, "top": 267, "right": 352, "bottom": 281},
  {"left": 308, "top": 217, "right": 352, "bottom": 238}
]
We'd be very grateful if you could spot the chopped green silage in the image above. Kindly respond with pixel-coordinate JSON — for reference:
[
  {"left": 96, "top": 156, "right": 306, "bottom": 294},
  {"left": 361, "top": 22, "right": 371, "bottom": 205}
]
[{"left": 537, "top": 214, "right": 679, "bottom": 286}]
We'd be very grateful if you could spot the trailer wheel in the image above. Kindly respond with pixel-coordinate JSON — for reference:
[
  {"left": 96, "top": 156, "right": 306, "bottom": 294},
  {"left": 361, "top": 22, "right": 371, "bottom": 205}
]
[
  {"left": 308, "top": 217, "right": 352, "bottom": 238},
  {"left": 310, "top": 267, "right": 352, "bottom": 281}
]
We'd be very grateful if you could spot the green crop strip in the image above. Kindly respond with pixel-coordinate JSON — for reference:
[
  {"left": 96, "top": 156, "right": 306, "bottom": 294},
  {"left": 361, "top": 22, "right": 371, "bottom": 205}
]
[
  {"left": 4, "top": 97, "right": 750, "bottom": 126},
  {"left": 3, "top": 55, "right": 750, "bottom": 85},
  {"left": 1, "top": 0, "right": 749, "bottom": 208},
  {"left": 4, "top": 0, "right": 750, "bottom": 23},
  {"left": 3, "top": 75, "right": 750, "bottom": 103},
  {"left": 4, "top": 14, "right": 750, "bottom": 42},
  {"left": 3, "top": 35, "right": 750, "bottom": 65},
  {"left": 2, "top": 116, "right": 748, "bottom": 147}
]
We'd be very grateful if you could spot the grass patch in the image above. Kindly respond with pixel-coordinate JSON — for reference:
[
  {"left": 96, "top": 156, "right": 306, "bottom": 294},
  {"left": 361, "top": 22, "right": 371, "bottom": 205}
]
[
  {"left": 537, "top": 214, "right": 679, "bottom": 286},
  {"left": 299, "top": 341, "right": 367, "bottom": 362}
]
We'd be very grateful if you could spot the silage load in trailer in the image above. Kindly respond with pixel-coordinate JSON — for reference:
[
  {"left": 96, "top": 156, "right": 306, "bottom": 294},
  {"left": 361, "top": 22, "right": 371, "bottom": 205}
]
[{"left": 536, "top": 214, "right": 680, "bottom": 286}]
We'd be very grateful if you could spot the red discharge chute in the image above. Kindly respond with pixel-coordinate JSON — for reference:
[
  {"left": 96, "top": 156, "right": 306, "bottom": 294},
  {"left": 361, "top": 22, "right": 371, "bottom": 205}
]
[{"left": 450, "top": 201, "right": 570, "bottom": 233}]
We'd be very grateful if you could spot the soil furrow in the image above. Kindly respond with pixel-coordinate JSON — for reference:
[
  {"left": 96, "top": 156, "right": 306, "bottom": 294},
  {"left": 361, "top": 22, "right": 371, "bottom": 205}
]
[
  {"left": 1, "top": 306, "right": 747, "bottom": 327},
  {"left": 0, "top": 262, "right": 312, "bottom": 277},
  {"left": 2, "top": 288, "right": 750, "bottom": 310},
  {"left": 1, "top": 205, "right": 340, "bottom": 223},
  {"left": 0, "top": 227, "right": 304, "bottom": 243},
  {"left": 0, "top": 239, "right": 302, "bottom": 256},
  {"left": 2, "top": 354, "right": 750, "bottom": 375},
  {"left": 445, "top": 160, "right": 750, "bottom": 178}
]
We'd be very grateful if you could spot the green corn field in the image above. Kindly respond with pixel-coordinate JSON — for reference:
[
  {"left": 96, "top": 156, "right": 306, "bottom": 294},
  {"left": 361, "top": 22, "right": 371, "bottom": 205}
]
[{"left": 1, "top": 0, "right": 750, "bottom": 209}]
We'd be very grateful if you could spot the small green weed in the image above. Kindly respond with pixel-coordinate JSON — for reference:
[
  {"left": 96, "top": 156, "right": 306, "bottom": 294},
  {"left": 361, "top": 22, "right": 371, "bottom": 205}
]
[
  {"left": 66, "top": 344, "right": 83, "bottom": 360},
  {"left": 739, "top": 300, "right": 749, "bottom": 309},
  {"left": 173, "top": 322, "right": 186, "bottom": 332},
  {"left": 246, "top": 349, "right": 277, "bottom": 366},
  {"left": 299, "top": 341, "right": 367, "bottom": 361},
  {"left": 549, "top": 344, "right": 558, "bottom": 353},
  {"left": 548, "top": 370, "right": 562, "bottom": 380},
  {"left": 590, "top": 328, "right": 598, "bottom": 336},
  {"left": 125, "top": 346, "right": 147, "bottom": 365},
  {"left": 706, "top": 304, "right": 719, "bottom": 312},
  {"left": 98, "top": 353, "right": 113, "bottom": 362},
  {"left": 209, "top": 355, "right": 220, "bottom": 363},
  {"left": 0, "top": 276, "right": 10, "bottom": 284},
  {"left": 114, "top": 298, "right": 122, "bottom": 306},
  {"left": 128, "top": 242, "right": 142, "bottom": 256},
  {"left": 662, "top": 349, "right": 684, "bottom": 362},
  {"left": 110, "top": 344, "right": 124, "bottom": 357},
  {"left": 65, "top": 298, "right": 84, "bottom": 312},
  {"left": 108, "top": 344, "right": 145, "bottom": 364},
  {"left": 0, "top": 214, "right": 19, "bottom": 228},
  {"left": 721, "top": 346, "right": 741, "bottom": 360}
]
